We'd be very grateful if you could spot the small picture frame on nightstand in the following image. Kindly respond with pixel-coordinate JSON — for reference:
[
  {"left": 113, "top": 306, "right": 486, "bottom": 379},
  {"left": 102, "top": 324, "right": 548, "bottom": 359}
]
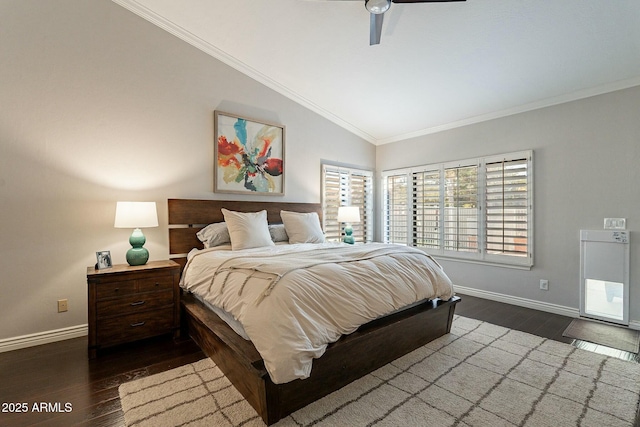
[{"left": 95, "top": 251, "right": 112, "bottom": 270}]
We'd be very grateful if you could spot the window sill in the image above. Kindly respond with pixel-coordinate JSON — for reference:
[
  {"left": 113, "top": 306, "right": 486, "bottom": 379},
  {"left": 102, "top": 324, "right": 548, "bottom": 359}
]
[{"left": 430, "top": 254, "right": 533, "bottom": 271}]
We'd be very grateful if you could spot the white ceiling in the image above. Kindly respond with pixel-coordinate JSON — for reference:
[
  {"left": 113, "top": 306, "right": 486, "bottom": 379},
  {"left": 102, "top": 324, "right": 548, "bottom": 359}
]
[{"left": 113, "top": 0, "right": 640, "bottom": 145}]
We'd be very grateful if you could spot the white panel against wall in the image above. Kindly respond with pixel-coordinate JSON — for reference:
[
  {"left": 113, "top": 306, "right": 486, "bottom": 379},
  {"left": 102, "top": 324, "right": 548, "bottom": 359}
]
[
  {"left": 579, "top": 230, "right": 629, "bottom": 325},
  {"left": 583, "top": 241, "right": 626, "bottom": 283}
]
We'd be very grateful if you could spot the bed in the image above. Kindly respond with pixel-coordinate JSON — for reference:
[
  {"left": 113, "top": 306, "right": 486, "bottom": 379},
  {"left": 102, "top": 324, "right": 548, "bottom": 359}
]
[{"left": 168, "top": 198, "right": 460, "bottom": 425}]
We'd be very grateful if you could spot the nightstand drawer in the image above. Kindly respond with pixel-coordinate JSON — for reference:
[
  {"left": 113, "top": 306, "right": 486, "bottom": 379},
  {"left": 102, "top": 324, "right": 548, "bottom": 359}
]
[
  {"left": 96, "top": 290, "right": 173, "bottom": 318},
  {"left": 96, "top": 280, "right": 137, "bottom": 299},
  {"left": 97, "top": 309, "right": 174, "bottom": 345},
  {"left": 87, "top": 260, "right": 181, "bottom": 358},
  {"left": 138, "top": 276, "right": 174, "bottom": 292}
]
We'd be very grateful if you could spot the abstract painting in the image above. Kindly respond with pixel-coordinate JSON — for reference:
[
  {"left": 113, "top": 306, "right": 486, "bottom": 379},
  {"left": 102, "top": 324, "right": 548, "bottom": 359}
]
[{"left": 214, "top": 111, "right": 285, "bottom": 195}]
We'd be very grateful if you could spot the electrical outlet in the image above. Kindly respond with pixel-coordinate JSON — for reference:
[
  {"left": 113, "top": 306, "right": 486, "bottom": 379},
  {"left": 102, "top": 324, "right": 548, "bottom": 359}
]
[
  {"left": 57, "top": 299, "right": 68, "bottom": 313},
  {"left": 539, "top": 280, "right": 549, "bottom": 291}
]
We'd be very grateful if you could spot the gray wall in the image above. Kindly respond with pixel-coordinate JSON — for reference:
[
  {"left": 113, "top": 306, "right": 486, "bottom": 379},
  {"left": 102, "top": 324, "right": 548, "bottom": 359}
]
[
  {"left": 377, "top": 86, "right": 640, "bottom": 323},
  {"left": 2, "top": 0, "right": 638, "bottom": 344},
  {"left": 0, "top": 0, "right": 375, "bottom": 341}
]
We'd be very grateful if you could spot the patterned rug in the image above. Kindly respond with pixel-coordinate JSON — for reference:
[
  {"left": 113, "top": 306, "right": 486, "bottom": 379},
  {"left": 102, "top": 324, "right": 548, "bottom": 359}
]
[{"left": 119, "top": 316, "right": 640, "bottom": 426}]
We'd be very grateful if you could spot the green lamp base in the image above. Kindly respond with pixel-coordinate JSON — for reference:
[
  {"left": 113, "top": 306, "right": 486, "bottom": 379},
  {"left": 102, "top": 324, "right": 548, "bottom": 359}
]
[
  {"left": 126, "top": 247, "right": 149, "bottom": 266},
  {"left": 343, "top": 224, "right": 355, "bottom": 245},
  {"left": 126, "top": 228, "right": 149, "bottom": 266}
]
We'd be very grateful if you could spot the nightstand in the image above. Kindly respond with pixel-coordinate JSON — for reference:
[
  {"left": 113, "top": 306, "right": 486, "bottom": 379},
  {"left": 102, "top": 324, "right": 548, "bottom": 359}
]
[{"left": 87, "top": 260, "right": 181, "bottom": 358}]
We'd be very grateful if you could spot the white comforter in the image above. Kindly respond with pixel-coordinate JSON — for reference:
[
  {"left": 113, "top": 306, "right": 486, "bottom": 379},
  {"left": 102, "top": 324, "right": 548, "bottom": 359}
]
[{"left": 180, "top": 242, "right": 454, "bottom": 384}]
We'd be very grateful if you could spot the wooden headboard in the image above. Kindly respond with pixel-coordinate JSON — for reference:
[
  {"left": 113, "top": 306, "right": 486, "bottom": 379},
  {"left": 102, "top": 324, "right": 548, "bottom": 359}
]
[{"left": 167, "top": 199, "right": 322, "bottom": 268}]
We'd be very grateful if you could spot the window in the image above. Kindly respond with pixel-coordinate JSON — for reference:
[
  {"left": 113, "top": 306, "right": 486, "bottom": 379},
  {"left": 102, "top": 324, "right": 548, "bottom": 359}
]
[
  {"left": 485, "top": 157, "right": 530, "bottom": 258},
  {"left": 444, "top": 164, "right": 478, "bottom": 253},
  {"left": 412, "top": 170, "right": 440, "bottom": 248},
  {"left": 322, "top": 164, "right": 374, "bottom": 243},
  {"left": 383, "top": 173, "right": 408, "bottom": 244},
  {"left": 382, "top": 150, "right": 533, "bottom": 268}
]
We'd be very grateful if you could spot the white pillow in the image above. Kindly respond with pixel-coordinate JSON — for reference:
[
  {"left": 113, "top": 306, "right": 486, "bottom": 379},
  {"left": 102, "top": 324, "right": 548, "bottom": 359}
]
[
  {"left": 196, "top": 222, "right": 230, "bottom": 248},
  {"left": 280, "top": 211, "right": 325, "bottom": 244},
  {"left": 221, "top": 209, "right": 275, "bottom": 250}
]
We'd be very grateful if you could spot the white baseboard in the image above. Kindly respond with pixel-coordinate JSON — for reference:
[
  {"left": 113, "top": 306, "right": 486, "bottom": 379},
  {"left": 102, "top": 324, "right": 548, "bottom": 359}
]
[
  {"left": 454, "top": 286, "right": 640, "bottom": 330},
  {"left": 1, "top": 290, "right": 637, "bottom": 353},
  {"left": 0, "top": 324, "right": 88, "bottom": 353},
  {"left": 454, "top": 285, "right": 580, "bottom": 318}
]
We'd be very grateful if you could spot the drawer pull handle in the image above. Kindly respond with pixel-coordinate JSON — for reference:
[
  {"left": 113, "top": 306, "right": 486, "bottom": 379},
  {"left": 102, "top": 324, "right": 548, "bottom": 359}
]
[
  {"left": 130, "top": 301, "right": 146, "bottom": 306},
  {"left": 130, "top": 321, "right": 146, "bottom": 327}
]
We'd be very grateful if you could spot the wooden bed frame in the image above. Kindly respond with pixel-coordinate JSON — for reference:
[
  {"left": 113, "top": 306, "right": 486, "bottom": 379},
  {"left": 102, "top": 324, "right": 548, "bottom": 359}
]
[{"left": 168, "top": 198, "right": 460, "bottom": 425}]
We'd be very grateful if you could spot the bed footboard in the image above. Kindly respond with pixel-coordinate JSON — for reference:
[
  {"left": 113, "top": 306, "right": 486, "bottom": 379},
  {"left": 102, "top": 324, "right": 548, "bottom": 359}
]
[{"left": 182, "top": 293, "right": 460, "bottom": 425}]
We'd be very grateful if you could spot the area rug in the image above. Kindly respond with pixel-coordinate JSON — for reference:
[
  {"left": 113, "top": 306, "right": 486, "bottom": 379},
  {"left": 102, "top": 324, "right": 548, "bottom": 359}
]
[
  {"left": 119, "top": 316, "right": 640, "bottom": 426},
  {"left": 563, "top": 318, "right": 640, "bottom": 354}
]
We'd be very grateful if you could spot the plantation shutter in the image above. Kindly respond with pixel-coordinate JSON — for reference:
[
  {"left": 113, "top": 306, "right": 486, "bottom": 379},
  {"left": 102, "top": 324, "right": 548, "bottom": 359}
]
[
  {"left": 349, "top": 171, "right": 373, "bottom": 243},
  {"left": 382, "top": 150, "right": 532, "bottom": 267},
  {"left": 322, "top": 167, "right": 344, "bottom": 242},
  {"left": 322, "top": 165, "right": 373, "bottom": 243},
  {"left": 383, "top": 173, "right": 409, "bottom": 244},
  {"left": 485, "top": 157, "right": 529, "bottom": 257},
  {"left": 412, "top": 169, "right": 440, "bottom": 248},
  {"left": 444, "top": 165, "right": 478, "bottom": 253}
]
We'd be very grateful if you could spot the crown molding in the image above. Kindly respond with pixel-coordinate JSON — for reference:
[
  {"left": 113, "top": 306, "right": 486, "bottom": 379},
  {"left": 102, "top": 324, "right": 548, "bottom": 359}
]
[
  {"left": 112, "top": 1, "right": 640, "bottom": 147},
  {"left": 111, "top": 0, "right": 377, "bottom": 144},
  {"left": 376, "top": 76, "right": 640, "bottom": 145}
]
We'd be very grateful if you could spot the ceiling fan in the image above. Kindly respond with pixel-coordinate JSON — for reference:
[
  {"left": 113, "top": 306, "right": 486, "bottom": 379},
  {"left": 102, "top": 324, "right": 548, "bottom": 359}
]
[{"left": 338, "top": 0, "right": 466, "bottom": 45}]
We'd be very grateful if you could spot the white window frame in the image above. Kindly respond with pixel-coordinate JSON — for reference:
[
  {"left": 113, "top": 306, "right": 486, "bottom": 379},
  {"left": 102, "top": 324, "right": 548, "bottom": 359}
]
[
  {"left": 322, "top": 164, "right": 374, "bottom": 243},
  {"left": 382, "top": 150, "right": 533, "bottom": 269}
]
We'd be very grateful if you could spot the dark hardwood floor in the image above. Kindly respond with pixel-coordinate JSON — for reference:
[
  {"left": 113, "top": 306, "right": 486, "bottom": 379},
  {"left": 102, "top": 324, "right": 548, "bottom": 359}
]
[
  {"left": 0, "top": 294, "right": 574, "bottom": 427},
  {"left": 455, "top": 293, "right": 574, "bottom": 344},
  {"left": 0, "top": 335, "right": 204, "bottom": 427}
]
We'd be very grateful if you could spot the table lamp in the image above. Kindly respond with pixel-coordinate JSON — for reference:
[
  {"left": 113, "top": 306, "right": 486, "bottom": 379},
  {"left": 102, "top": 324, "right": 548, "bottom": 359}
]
[
  {"left": 114, "top": 201, "right": 158, "bottom": 266},
  {"left": 337, "top": 206, "right": 360, "bottom": 244}
]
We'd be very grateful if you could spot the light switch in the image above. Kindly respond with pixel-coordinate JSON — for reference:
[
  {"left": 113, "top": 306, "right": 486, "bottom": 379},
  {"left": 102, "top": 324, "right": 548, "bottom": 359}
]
[{"left": 604, "top": 218, "right": 626, "bottom": 230}]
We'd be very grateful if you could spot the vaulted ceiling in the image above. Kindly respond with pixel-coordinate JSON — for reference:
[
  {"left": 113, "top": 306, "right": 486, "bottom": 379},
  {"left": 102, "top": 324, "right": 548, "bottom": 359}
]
[{"left": 113, "top": 0, "right": 640, "bottom": 145}]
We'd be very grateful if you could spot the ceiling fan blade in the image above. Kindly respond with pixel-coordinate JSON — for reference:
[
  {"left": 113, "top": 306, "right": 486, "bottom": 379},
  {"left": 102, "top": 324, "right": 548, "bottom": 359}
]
[
  {"left": 392, "top": 0, "right": 465, "bottom": 3},
  {"left": 369, "top": 12, "right": 384, "bottom": 45}
]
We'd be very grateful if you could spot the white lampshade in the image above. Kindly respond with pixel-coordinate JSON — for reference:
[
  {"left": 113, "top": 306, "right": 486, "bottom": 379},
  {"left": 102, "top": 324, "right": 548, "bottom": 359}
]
[
  {"left": 337, "top": 206, "right": 360, "bottom": 224},
  {"left": 114, "top": 202, "right": 159, "bottom": 228}
]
